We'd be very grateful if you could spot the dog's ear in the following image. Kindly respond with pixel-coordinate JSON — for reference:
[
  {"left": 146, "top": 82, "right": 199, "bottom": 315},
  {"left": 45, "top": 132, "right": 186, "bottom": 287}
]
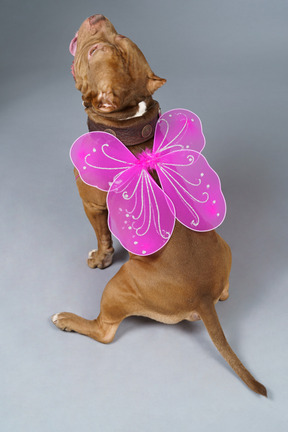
[{"left": 147, "top": 73, "right": 166, "bottom": 94}]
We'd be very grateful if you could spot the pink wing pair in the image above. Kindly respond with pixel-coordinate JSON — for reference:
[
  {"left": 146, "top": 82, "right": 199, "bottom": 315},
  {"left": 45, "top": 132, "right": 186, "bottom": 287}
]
[{"left": 70, "top": 109, "right": 226, "bottom": 255}]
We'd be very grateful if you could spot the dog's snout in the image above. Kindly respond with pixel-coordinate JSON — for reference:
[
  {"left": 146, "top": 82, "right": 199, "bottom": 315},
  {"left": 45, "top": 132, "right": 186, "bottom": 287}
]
[
  {"left": 84, "top": 14, "right": 117, "bottom": 37},
  {"left": 89, "top": 14, "right": 105, "bottom": 26}
]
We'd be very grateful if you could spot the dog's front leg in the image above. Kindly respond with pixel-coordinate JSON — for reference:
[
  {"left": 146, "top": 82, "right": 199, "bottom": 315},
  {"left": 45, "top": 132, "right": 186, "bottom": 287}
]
[
  {"left": 75, "top": 171, "right": 114, "bottom": 269},
  {"left": 83, "top": 201, "right": 114, "bottom": 269}
]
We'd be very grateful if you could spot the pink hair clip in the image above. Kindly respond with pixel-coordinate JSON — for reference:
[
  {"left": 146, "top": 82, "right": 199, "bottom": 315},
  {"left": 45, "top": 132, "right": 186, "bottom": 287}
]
[{"left": 70, "top": 109, "right": 226, "bottom": 255}]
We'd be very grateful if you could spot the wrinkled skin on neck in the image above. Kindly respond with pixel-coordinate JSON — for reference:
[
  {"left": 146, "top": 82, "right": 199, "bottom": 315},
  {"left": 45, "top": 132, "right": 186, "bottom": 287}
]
[{"left": 72, "top": 15, "right": 166, "bottom": 115}]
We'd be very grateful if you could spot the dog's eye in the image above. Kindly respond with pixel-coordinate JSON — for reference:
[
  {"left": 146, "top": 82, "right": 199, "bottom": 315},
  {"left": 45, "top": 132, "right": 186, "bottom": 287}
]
[
  {"left": 88, "top": 44, "right": 101, "bottom": 59},
  {"left": 115, "top": 35, "right": 128, "bottom": 47},
  {"left": 88, "top": 44, "right": 108, "bottom": 59},
  {"left": 89, "top": 46, "right": 98, "bottom": 57}
]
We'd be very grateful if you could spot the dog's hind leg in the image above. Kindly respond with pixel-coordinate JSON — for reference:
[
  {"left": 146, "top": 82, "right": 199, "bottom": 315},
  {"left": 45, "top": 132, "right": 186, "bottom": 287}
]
[
  {"left": 51, "top": 311, "right": 122, "bottom": 344},
  {"left": 52, "top": 264, "right": 140, "bottom": 343}
]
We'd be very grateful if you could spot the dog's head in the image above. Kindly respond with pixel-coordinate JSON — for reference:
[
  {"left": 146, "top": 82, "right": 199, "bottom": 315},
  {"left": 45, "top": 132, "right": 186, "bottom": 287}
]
[{"left": 69, "top": 15, "right": 166, "bottom": 114}]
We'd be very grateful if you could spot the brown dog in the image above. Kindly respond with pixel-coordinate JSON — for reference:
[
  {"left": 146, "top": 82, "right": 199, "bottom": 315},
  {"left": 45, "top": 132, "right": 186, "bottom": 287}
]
[{"left": 52, "top": 15, "right": 266, "bottom": 396}]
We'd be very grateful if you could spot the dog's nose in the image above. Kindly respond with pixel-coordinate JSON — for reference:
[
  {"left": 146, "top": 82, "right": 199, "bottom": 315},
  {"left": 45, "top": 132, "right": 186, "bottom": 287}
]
[{"left": 89, "top": 14, "right": 105, "bottom": 26}]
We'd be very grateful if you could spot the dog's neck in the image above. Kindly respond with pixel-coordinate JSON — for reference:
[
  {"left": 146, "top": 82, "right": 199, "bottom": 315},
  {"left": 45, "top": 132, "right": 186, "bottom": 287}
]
[{"left": 85, "top": 99, "right": 160, "bottom": 147}]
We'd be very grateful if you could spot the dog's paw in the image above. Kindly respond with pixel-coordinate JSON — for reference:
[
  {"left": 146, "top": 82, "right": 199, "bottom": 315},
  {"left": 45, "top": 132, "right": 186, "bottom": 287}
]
[
  {"left": 87, "top": 249, "right": 114, "bottom": 269},
  {"left": 51, "top": 313, "right": 76, "bottom": 332}
]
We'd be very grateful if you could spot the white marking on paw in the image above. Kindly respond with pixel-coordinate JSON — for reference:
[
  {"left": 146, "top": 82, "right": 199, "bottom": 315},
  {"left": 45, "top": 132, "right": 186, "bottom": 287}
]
[
  {"left": 88, "top": 249, "right": 97, "bottom": 258},
  {"left": 52, "top": 313, "right": 59, "bottom": 323}
]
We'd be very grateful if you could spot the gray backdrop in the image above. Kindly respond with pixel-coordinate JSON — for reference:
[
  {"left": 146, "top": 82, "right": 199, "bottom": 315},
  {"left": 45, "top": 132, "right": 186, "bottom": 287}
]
[{"left": 1, "top": 0, "right": 287, "bottom": 430}]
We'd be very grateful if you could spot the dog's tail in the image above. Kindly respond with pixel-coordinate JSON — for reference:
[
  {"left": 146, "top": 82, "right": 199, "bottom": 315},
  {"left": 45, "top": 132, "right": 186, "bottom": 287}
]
[{"left": 197, "top": 300, "right": 267, "bottom": 396}]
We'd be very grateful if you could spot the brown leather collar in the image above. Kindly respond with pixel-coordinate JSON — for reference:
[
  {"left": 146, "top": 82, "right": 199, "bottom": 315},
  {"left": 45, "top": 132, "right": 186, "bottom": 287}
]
[{"left": 87, "top": 100, "right": 160, "bottom": 147}]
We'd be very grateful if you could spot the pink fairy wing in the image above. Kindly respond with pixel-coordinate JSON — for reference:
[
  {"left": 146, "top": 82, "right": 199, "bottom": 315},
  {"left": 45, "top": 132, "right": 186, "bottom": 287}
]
[
  {"left": 70, "top": 131, "right": 137, "bottom": 191},
  {"left": 107, "top": 166, "right": 176, "bottom": 255},
  {"left": 156, "top": 149, "right": 226, "bottom": 231},
  {"left": 153, "top": 109, "right": 205, "bottom": 154}
]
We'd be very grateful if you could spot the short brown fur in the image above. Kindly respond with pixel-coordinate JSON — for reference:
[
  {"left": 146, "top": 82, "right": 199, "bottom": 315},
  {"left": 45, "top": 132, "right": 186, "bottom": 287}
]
[{"left": 52, "top": 15, "right": 266, "bottom": 396}]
